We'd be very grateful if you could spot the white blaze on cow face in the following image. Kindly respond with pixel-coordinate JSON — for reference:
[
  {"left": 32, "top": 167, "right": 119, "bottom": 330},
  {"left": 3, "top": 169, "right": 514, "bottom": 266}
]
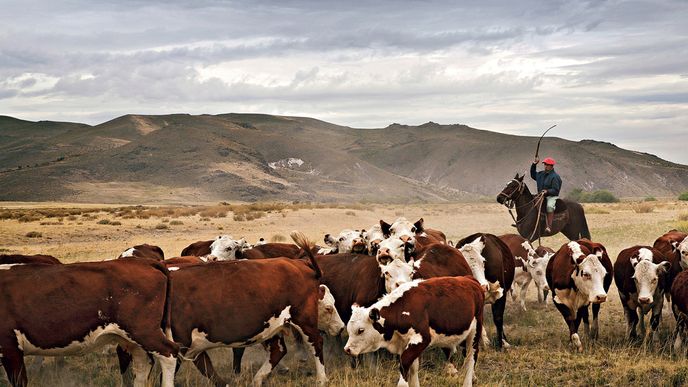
[
  {"left": 209, "top": 235, "right": 243, "bottom": 260},
  {"left": 459, "top": 236, "right": 489, "bottom": 290},
  {"left": 326, "top": 229, "right": 366, "bottom": 254},
  {"left": 569, "top": 242, "right": 608, "bottom": 304},
  {"left": 528, "top": 254, "right": 552, "bottom": 293},
  {"left": 385, "top": 217, "right": 423, "bottom": 244},
  {"left": 318, "top": 285, "right": 345, "bottom": 336},
  {"left": 379, "top": 260, "right": 414, "bottom": 292},
  {"left": 376, "top": 238, "right": 406, "bottom": 264},
  {"left": 344, "top": 305, "right": 385, "bottom": 356},
  {"left": 364, "top": 225, "right": 385, "bottom": 255},
  {"left": 631, "top": 248, "right": 670, "bottom": 305},
  {"left": 678, "top": 237, "right": 688, "bottom": 268}
]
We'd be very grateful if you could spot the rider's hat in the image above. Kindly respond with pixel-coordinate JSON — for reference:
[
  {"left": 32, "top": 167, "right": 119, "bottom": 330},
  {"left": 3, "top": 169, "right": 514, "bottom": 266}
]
[{"left": 542, "top": 157, "right": 556, "bottom": 166}]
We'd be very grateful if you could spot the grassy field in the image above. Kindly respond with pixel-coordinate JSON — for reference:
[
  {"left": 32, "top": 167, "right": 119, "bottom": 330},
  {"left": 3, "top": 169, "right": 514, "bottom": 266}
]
[{"left": 1, "top": 200, "right": 688, "bottom": 386}]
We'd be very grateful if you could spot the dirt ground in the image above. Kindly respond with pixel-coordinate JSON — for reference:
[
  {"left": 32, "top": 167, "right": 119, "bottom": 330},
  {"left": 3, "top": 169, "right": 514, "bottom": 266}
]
[{"left": 1, "top": 200, "right": 688, "bottom": 386}]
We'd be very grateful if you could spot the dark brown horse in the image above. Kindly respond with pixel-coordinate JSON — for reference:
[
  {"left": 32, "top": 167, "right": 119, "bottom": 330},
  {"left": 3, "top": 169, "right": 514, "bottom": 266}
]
[{"left": 497, "top": 173, "right": 591, "bottom": 242}]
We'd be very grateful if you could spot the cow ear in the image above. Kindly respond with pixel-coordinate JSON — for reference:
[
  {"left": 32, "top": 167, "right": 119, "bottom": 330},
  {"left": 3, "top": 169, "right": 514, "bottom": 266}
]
[
  {"left": 369, "top": 308, "right": 380, "bottom": 322},
  {"left": 447, "top": 240, "right": 454, "bottom": 247},
  {"left": 318, "top": 285, "right": 326, "bottom": 300},
  {"left": 630, "top": 255, "right": 639, "bottom": 267},
  {"left": 672, "top": 241, "right": 679, "bottom": 252},
  {"left": 404, "top": 242, "right": 416, "bottom": 263},
  {"left": 414, "top": 218, "right": 425, "bottom": 233},
  {"left": 380, "top": 220, "right": 392, "bottom": 237},
  {"left": 527, "top": 258, "right": 536, "bottom": 268},
  {"left": 658, "top": 261, "right": 672, "bottom": 273}
]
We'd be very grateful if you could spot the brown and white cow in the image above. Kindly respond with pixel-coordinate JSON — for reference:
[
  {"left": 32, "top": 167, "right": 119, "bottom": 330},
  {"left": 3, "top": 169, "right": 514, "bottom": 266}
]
[
  {"left": 238, "top": 242, "right": 320, "bottom": 260},
  {"left": 321, "top": 229, "right": 368, "bottom": 255},
  {"left": 180, "top": 235, "right": 248, "bottom": 261},
  {"left": 344, "top": 277, "right": 484, "bottom": 387},
  {"left": 0, "top": 254, "right": 61, "bottom": 266},
  {"left": 671, "top": 270, "right": 688, "bottom": 354},
  {"left": 363, "top": 224, "right": 386, "bottom": 256},
  {"left": 614, "top": 246, "right": 671, "bottom": 342},
  {"left": 380, "top": 217, "right": 447, "bottom": 249},
  {"left": 546, "top": 240, "right": 613, "bottom": 352},
  {"left": 0, "top": 259, "right": 179, "bottom": 387},
  {"left": 158, "top": 233, "right": 343, "bottom": 386},
  {"left": 499, "top": 234, "right": 553, "bottom": 310},
  {"left": 653, "top": 230, "right": 688, "bottom": 294},
  {"left": 118, "top": 244, "right": 165, "bottom": 261}
]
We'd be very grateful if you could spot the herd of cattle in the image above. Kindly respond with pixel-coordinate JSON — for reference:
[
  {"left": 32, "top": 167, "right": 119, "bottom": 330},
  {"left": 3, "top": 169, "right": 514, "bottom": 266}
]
[{"left": 2, "top": 217, "right": 688, "bottom": 387}]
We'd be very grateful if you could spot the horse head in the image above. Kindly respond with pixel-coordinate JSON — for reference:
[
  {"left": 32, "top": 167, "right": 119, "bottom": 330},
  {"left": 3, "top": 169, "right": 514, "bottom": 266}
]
[{"left": 497, "top": 173, "right": 526, "bottom": 206}]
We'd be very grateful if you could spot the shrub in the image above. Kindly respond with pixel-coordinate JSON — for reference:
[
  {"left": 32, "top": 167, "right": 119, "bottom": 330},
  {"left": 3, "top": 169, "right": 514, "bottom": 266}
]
[
  {"left": 585, "top": 207, "right": 610, "bottom": 215},
  {"left": 97, "top": 219, "right": 110, "bottom": 225},
  {"left": 678, "top": 213, "right": 688, "bottom": 222},
  {"left": 169, "top": 220, "right": 184, "bottom": 225},
  {"left": 109, "top": 221, "right": 122, "bottom": 226},
  {"left": 67, "top": 215, "right": 78, "bottom": 221},
  {"left": 632, "top": 203, "right": 654, "bottom": 213},
  {"left": 155, "top": 224, "right": 169, "bottom": 230},
  {"left": 345, "top": 210, "right": 356, "bottom": 216},
  {"left": 18, "top": 214, "right": 42, "bottom": 222},
  {"left": 680, "top": 192, "right": 688, "bottom": 201},
  {"left": 643, "top": 196, "right": 657, "bottom": 202},
  {"left": 568, "top": 188, "right": 619, "bottom": 203},
  {"left": 25, "top": 231, "right": 42, "bottom": 238},
  {"left": 271, "top": 234, "right": 287, "bottom": 242}
]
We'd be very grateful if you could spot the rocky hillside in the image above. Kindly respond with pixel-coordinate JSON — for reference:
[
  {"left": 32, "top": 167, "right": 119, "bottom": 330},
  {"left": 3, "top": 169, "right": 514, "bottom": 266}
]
[{"left": 1, "top": 114, "right": 686, "bottom": 203}]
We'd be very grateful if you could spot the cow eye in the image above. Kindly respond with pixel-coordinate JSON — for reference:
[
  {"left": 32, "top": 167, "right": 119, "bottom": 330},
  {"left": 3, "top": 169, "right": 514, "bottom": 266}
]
[
  {"left": 651, "top": 278, "right": 658, "bottom": 283},
  {"left": 411, "top": 227, "right": 416, "bottom": 233},
  {"left": 536, "top": 271, "right": 542, "bottom": 275},
  {"left": 582, "top": 272, "right": 591, "bottom": 279},
  {"left": 339, "top": 237, "right": 345, "bottom": 241},
  {"left": 357, "top": 328, "right": 365, "bottom": 335},
  {"left": 326, "top": 306, "right": 334, "bottom": 313},
  {"left": 384, "top": 272, "right": 391, "bottom": 277}
]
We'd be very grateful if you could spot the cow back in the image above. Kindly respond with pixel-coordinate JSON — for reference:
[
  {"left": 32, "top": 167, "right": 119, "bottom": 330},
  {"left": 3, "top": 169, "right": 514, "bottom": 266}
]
[
  {"left": 238, "top": 243, "right": 308, "bottom": 259},
  {"left": 499, "top": 234, "right": 530, "bottom": 269},
  {"left": 181, "top": 240, "right": 213, "bottom": 257},
  {"left": 0, "top": 254, "right": 61, "bottom": 265},
  {"left": 412, "top": 243, "right": 472, "bottom": 279}
]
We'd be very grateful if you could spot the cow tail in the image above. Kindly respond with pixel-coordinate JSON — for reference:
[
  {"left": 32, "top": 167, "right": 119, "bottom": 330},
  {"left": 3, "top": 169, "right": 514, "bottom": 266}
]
[
  {"left": 579, "top": 208, "right": 592, "bottom": 240},
  {"left": 150, "top": 261, "right": 174, "bottom": 340},
  {"left": 290, "top": 231, "right": 322, "bottom": 279}
]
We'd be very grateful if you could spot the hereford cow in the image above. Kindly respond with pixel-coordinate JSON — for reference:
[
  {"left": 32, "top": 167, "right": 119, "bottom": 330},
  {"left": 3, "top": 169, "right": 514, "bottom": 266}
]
[
  {"left": 380, "top": 217, "right": 447, "bottom": 248},
  {"left": 180, "top": 235, "right": 248, "bottom": 260},
  {"left": 0, "top": 259, "right": 179, "bottom": 387},
  {"left": 344, "top": 277, "right": 484, "bottom": 387},
  {"left": 0, "top": 254, "right": 61, "bottom": 266},
  {"left": 363, "top": 224, "right": 386, "bottom": 256},
  {"left": 546, "top": 240, "right": 613, "bottom": 352},
  {"left": 141, "top": 232, "right": 343, "bottom": 387},
  {"left": 118, "top": 244, "right": 165, "bottom": 261},
  {"left": 321, "top": 229, "right": 367, "bottom": 255},
  {"left": 671, "top": 270, "right": 688, "bottom": 354},
  {"left": 238, "top": 242, "right": 320, "bottom": 260},
  {"left": 499, "top": 234, "right": 553, "bottom": 310},
  {"left": 653, "top": 230, "right": 688, "bottom": 294},
  {"left": 455, "top": 233, "right": 515, "bottom": 349},
  {"left": 614, "top": 246, "right": 671, "bottom": 342}
]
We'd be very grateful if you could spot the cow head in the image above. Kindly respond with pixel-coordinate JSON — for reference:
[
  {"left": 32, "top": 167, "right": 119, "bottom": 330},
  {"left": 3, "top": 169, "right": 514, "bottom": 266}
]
[
  {"left": 317, "top": 284, "right": 345, "bottom": 336},
  {"left": 363, "top": 225, "right": 385, "bottom": 256},
  {"left": 209, "top": 235, "right": 245, "bottom": 260},
  {"left": 569, "top": 241, "right": 608, "bottom": 304},
  {"left": 458, "top": 236, "right": 489, "bottom": 291},
  {"left": 631, "top": 248, "right": 671, "bottom": 305},
  {"left": 323, "top": 229, "right": 367, "bottom": 254},
  {"left": 255, "top": 237, "right": 267, "bottom": 246},
  {"left": 678, "top": 237, "right": 688, "bottom": 269},
  {"left": 379, "top": 260, "right": 414, "bottom": 293},
  {"left": 528, "top": 253, "right": 553, "bottom": 294},
  {"left": 344, "top": 304, "right": 385, "bottom": 356}
]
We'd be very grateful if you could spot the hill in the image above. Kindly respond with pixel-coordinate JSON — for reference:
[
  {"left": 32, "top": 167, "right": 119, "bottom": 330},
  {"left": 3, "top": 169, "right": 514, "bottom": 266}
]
[{"left": 0, "top": 114, "right": 686, "bottom": 203}]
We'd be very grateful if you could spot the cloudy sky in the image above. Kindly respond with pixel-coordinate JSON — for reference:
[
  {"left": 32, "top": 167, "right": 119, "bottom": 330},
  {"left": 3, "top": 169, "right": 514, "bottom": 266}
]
[{"left": 1, "top": 0, "right": 687, "bottom": 163}]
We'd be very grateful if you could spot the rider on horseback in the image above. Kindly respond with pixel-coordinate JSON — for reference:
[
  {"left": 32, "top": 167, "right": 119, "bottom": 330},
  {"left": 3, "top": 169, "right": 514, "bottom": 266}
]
[{"left": 531, "top": 157, "right": 561, "bottom": 233}]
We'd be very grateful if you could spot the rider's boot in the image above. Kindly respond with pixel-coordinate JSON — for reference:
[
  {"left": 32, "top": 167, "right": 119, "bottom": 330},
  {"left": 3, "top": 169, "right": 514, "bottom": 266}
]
[{"left": 545, "top": 212, "right": 554, "bottom": 233}]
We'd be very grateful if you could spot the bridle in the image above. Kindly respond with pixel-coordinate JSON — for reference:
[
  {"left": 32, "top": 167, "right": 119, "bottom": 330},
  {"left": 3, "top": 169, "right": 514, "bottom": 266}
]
[
  {"left": 499, "top": 177, "right": 547, "bottom": 241},
  {"left": 498, "top": 178, "right": 525, "bottom": 210}
]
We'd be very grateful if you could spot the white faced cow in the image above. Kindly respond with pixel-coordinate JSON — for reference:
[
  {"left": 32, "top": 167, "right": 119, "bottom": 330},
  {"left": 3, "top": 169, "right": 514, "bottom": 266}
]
[
  {"left": 502, "top": 236, "right": 553, "bottom": 311},
  {"left": 614, "top": 246, "right": 671, "bottom": 343},
  {"left": 363, "top": 224, "right": 386, "bottom": 256},
  {"left": 320, "top": 229, "right": 367, "bottom": 255},
  {"left": 375, "top": 238, "right": 414, "bottom": 293},
  {"left": 344, "top": 277, "right": 484, "bottom": 387},
  {"left": 208, "top": 235, "right": 248, "bottom": 261}
]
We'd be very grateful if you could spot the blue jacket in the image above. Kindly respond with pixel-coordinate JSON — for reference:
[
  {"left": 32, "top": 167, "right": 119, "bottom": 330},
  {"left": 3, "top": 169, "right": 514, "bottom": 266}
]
[{"left": 530, "top": 163, "right": 562, "bottom": 197}]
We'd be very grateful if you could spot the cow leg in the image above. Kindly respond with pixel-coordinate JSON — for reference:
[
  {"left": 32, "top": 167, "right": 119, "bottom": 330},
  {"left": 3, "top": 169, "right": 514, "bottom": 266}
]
[
  {"left": 622, "top": 303, "right": 639, "bottom": 340},
  {"left": 398, "top": 336, "right": 429, "bottom": 387},
  {"left": 674, "top": 311, "right": 687, "bottom": 355},
  {"left": 130, "top": 346, "right": 153, "bottom": 387},
  {"left": 637, "top": 308, "right": 646, "bottom": 341},
  {"left": 192, "top": 351, "right": 227, "bottom": 387},
  {"left": 1, "top": 347, "right": 27, "bottom": 387},
  {"left": 460, "top": 319, "right": 479, "bottom": 387},
  {"left": 232, "top": 348, "right": 245, "bottom": 374},
  {"left": 543, "top": 289, "right": 549, "bottom": 305},
  {"left": 580, "top": 306, "right": 591, "bottom": 339},
  {"left": 591, "top": 303, "right": 601, "bottom": 340},
  {"left": 519, "top": 278, "right": 531, "bottom": 311},
  {"left": 116, "top": 345, "right": 134, "bottom": 387},
  {"left": 292, "top": 323, "right": 327, "bottom": 385},
  {"left": 154, "top": 352, "right": 177, "bottom": 387},
  {"left": 554, "top": 300, "right": 581, "bottom": 352},
  {"left": 441, "top": 348, "right": 459, "bottom": 377},
  {"left": 253, "top": 336, "right": 287, "bottom": 387},
  {"left": 648, "top": 300, "right": 665, "bottom": 345},
  {"left": 291, "top": 326, "right": 309, "bottom": 363},
  {"left": 491, "top": 296, "right": 509, "bottom": 349}
]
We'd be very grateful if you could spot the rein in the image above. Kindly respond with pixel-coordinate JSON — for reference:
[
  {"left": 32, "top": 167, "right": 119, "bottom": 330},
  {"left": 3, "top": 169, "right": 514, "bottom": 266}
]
[{"left": 500, "top": 178, "right": 547, "bottom": 240}]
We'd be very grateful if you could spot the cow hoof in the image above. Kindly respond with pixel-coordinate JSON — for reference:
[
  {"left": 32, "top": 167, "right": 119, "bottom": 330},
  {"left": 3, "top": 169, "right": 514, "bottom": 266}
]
[
  {"left": 502, "top": 340, "right": 512, "bottom": 349},
  {"left": 444, "top": 363, "right": 460, "bottom": 377},
  {"left": 571, "top": 333, "right": 583, "bottom": 352}
]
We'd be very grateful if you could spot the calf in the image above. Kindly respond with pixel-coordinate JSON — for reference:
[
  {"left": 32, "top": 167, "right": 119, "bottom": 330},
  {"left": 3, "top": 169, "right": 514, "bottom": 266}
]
[
  {"left": 0, "top": 259, "right": 178, "bottom": 387},
  {"left": 546, "top": 240, "right": 613, "bottom": 352},
  {"left": 455, "top": 233, "right": 515, "bottom": 349},
  {"left": 499, "top": 234, "right": 552, "bottom": 310},
  {"left": 0, "top": 254, "right": 61, "bottom": 266},
  {"left": 344, "top": 277, "right": 484, "bottom": 387},
  {"left": 118, "top": 244, "right": 165, "bottom": 261},
  {"left": 161, "top": 233, "right": 343, "bottom": 386},
  {"left": 614, "top": 246, "right": 671, "bottom": 342}
]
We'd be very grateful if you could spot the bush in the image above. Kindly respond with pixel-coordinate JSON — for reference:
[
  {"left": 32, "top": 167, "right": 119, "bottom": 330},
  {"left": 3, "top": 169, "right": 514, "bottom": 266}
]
[
  {"left": 680, "top": 192, "right": 688, "bottom": 201},
  {"left": 345, "top": 210, "right": 356, "bottom": 216},
  {"left": 632, "top": 203, "right": 654, "bottom": 213},
  {"left": 643, "top": 196, "right": 657, "bottom": 202},
  {"left": 678, "top": 213, "right": 688, "bottom": 222},
  {"left": 169, "top": 220, "right": 184, "bottom": 225},
  {"left": 25, "top": 231, "right": 42, "bottom": 238},
  {"left": 567, "top": 188, "right": 619, "bottom": 203},
  {"left": 97, "top": 219, "right": 111, "bottom": 225},
  {"left": 109, "top": 221, "right": 122, "bottom": 226},
  {"left": 271, "top": 234, "right": 287, "bottom": 242},
  {"left": 155, "top": 224, "right": 169, "bottom": 230}
]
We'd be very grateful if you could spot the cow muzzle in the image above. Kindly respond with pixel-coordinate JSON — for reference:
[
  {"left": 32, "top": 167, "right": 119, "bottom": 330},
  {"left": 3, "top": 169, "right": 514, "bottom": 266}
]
[
  {"left": 638, "top": 296, "right": 652, "bottom": 305},
  {"left": 592, "top": 293, "right": 607, "bottom": 304},
  {"left": 344, "top": 346, "right": 355, "bottom": 357}
]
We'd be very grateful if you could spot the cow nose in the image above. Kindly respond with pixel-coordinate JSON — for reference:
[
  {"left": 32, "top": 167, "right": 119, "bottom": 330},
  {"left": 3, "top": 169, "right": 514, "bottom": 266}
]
[
  {"left": 638, "top": 296, "right": 651, "bottom": 304},
  {"left": 594, "top": 294, "right": 607, "bottom": 303},
  {"left": 344, "top": 347, "right": 352, "bottom": 355},
  {"left": 400, "top": 236, "right": 410, "bottom": 243},
  {"left": 379, "top": 248, "right": 389, "bottom": 255}
]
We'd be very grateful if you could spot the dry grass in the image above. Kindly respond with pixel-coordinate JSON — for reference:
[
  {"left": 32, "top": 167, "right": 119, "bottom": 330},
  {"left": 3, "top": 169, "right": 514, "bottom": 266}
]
[
  {"left": 633, "top": 202, "right": 655, "bottom": 213},
  {"left": 2, "top": 200, "right": 688, "bottom": 386}
]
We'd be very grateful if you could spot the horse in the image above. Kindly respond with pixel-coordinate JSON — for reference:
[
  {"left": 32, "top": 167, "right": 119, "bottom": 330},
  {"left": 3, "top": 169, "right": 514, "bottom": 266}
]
[{"left": 497, "top": 173, "right": 591, "bottom": 242}]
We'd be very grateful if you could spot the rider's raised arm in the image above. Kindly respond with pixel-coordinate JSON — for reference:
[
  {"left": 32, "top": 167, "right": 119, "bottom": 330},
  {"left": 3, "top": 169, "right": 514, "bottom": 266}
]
[{"left": 530, "top": 162, "right": 538, "bottom": 180}]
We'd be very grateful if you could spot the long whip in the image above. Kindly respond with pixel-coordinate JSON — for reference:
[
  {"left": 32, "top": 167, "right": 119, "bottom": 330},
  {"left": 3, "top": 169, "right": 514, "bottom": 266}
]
[{"left": 534, "top": 124, "right": 557, "bottom": 159}]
